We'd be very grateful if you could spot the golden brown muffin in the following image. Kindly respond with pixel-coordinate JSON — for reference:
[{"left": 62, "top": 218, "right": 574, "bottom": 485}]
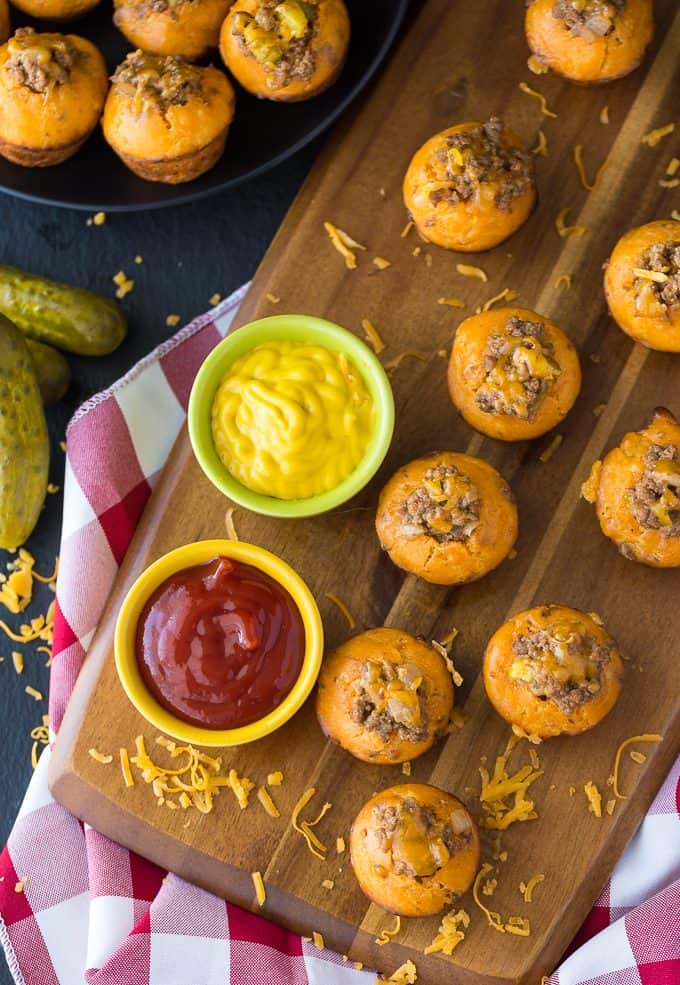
[
  {"left": 402, "top": 117, "right": 536, "bottom": 253},
  {"left": 604, "top": 220, "right": 680, "bottom": 352},
  {"left": 448, "top": 307, "right": 582, "bottom": 442},
  {"left": 350, "top": 784, "right": 480, "bottom": 917},
  {"left": 0, "top": 0, "right": 9, "bottom": 45},
  {"left": 103, "top": 51, "right": 235, "bottom": 184},
  {"left": 10, "top": 0, "right": 101, "bottom": 19},
  {"left": 0, "top": 28, "right": 107, "bottom": 167},
  {"left": 375, "top": 452, "right": 518, "bottom": 586},
  {"left": 114, "top": 0, "right": 233, "bottom": 61},
  {"left": 525, "top": 0, "right": 653, "bottom": 84},
  {"left": 316, "top": 628, "right": 455, "bottom": 765},
  {"left": 220, "top": 0, "right": 350, "bottom": 102},
  {"left": 483, "top": 605, "right": 624, "bottom": 739},
  {"left": 582, "top": 407, "right": 680, "bottom": 567}
]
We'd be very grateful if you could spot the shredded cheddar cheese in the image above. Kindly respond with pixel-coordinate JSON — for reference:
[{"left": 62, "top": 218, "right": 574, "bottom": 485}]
[
  {"left": 166, "top": 314, "right": 180, "bottom": 328},
  {"left": 225, "top": 508, "right": 239, "bottom": 541},
  {"left": 612, "top": 734, "right": 662, "bottom": 799},
  {"left": 629, "top": 749, "right": 647, "bottom": 764},
  {"left": 325, "top": 592, "right": 356, "bottom": 629},
  {"left": 659, "top": 178, "right": 680, "bottom": 189},
  {"left": 386, "top": 960, "right": 418, "bottom": 984},
  {"left": 665, "top": 158, "right": 680, "bottom": 177},
  {"left": 555, "top": 207, "right": 587, "bottom": 239},
  {"left": 482, "top": 877, "right": 497, "bottom": 896},
  {"left": 362, "top": 318, "right": 386, "bottom": 355},
  {"left": 473, "top": 864, "right": 532, "bottom": 937},
  {"left": 573, "top": 144, "right": 608, "bottom": 191},
  {"left": 266, "top": 293, "right": 281, "bottom": 304},
  {"left": 401, "top": 220, "right": 414, "bottom": 239},
  {"left": 476, "top": 288, "right": 520, "bottom": 314},
  {"left": 89, "top": 748, "right": 113, "bottom": 764},
  {"left": 252, "top": 871, "right": 266, "bottom": 907},
  {"left": 120, "top": 747, "right": 134, "bottom": 788},
  {"left": 384, "top": 351, "right": 428, "bottom": 375},
  {"left": 519, "top": 873, "right": 544, "bottom": 902},
  {"left": 510, "top": 724, "right": 542, "bottom": 744},
  {"left": 373, "top": 257, "right": 392, "bottom": 271},
  {"left": 633, "top": 267, "right": 668, "bottom": 283},
  {"left": 593, "top": 403, "right": 607, "bottom": 418},
  {"left": 375, "top": 915, "right": 401, "bottom": 946},
  {"left": 30, "top": 714, "right": 50, "bottom": 769},
  {"left": 424, "top": 909, "right": 469, "bottom": 956},
  {"left": 539, "top": 434, "right": 563, "bottom": 464},
  {"left": 527, "top": 55, "right": 548, "bottom": 75},
  {"left": 12, "top": 651, "right": 23, "bottom": 674},
  {"left": 412, "top": 246, "right": 421, "bottom": 258},
  {"left": 437, "top": 297, "right": 465, "bottom": 308},
  {"left": 113, "top": 271, "right": 135, "bottom": 299},
  {"left": 478, "top": 734, "right": 543, "bottom": 831},
  {"left": 131, "top": 735, "right": 236, "bottom": 815},
  {"left": 641, "top": 122, "right": 674, "bottom": 147},
  {"left": 14, "top": 879, "right": 26, "bottom": 894},
  {"left": 401, "top": 761, "right": 412, "bottom": 777},
  {"left": 456, "top": 263, "right": 487, "bottom": 282},
  {"left": 0, "top": 599, "right": 55, "bottom": 645},
  {"left": 324, "top": 222, "right": 366, "bottom": 269},
  {"left": 257, "top": 786, "right": 280, "bottom": 818},
  {"left": 532, "top": 129, "right": 548, "bottom": 158},
  {"left": 322, "top": 879, "right": 334, "bottom": 890},
  {"left": 229, "top": 769, "right": 255, "bottom": 809},
  {"left": 581, "top": 460, "right": 602, "bottom": 504},
  {"left": 267, "top": 771, "right": 283, "bottom": 786},
  {"left": 448, "top": 706, "right": 468, "bottom": 732},
  {"left": 432, "top": 640, "right": 463, "bottom": 687},
  {"left": 209, "top": 293, "right": 222, "bottom": 306},
  {"left": 584, "top": 781, "right": 602, "bottom": 818},
  {"left": 600, "top": 105, "right": 609, "bottom": 125},
  {"left": 606, "top": 799, "right": 616, "bottom": 816},
  {"left": 312, "top": 931, "right": 324, "bottom": 950},
  {"left": 291, "top": 788, "right": 332, "bottom": 860},
  {"left": 519, "top": 81, "right": 557, "bottom": 118},
  {"left": 25, "top": 685, "right": 43, "bottom": 701},
  {"left": 336, "top": 837, "right": 346, "bottom": 854},
  {"left": 0, "top": 550, "right": 58, "bottom": 614}
]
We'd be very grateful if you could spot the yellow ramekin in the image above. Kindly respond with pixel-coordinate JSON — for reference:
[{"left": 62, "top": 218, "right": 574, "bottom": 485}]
[{"left": 114, "top": 539, "right": 324, "bottom": 747}]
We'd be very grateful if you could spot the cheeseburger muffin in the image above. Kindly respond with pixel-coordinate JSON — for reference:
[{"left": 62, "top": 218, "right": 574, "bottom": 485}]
[
  {"left": 376, "top": 452, "right": 518, "bottom": 586},
  {"left": 114, "top": 0, "right": 232, "bottom": 62},
  {"left": 10, "top": 0, "right": 101, "bottom": 20},
  {"left": 316, "top": 628, "right": 455, "bottom": 765},
  {"left": 0, "top": 28, "right": 107, "bottom": 167},
  {"left": 402, "top": 117, "right": 536, "bottom": 253},
  {"left": 448, "top": 307, "right": 582, "bottom": 441},
  {"left": 604, "top": 220, "right": 680, "bottom": 352},
  {"left": 350, "top": 784, "right": 480, "bottom": 917},
  {"left": 483, "top": 605, "right": 624, "bottom": 739},
  {"left": 582, "top": 407, "right": 680, "bottom": 567},
  {"left": 103, "top": 51, "right": 235, "bottom": 184},
  {"left": 220, "top": 0, "right": 350, "bottom": 102},
  {"left": 525, "top": 0, "right": 654, "bottom": 84}
]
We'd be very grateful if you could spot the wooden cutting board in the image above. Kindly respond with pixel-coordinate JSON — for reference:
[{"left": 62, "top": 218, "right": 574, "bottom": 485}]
[{"left": 49, "top": 1, "right": 680, "bottom": 981}]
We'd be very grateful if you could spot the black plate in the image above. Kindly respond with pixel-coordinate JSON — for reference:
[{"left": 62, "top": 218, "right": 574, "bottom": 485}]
[{"left": 0, "top": 0, "right": 408, "bottom": 211}]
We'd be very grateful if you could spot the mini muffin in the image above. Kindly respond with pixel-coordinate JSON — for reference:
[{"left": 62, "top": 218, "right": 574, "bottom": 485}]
[
  {"left": 604, "top": 220, "right": 680, "bottom": 352},
  {"left": 220, "top": 0, "right": 350, "bottom": 103},
  {"left": 0, "top": 0, "right": 9, "bottom": 46},
  {"left": 114, "top": 0, "right": 233, "bottom": 61},
  {"left": 483, "top": 604, "right": 624, "bottom": 739},
  {"left": 350, "top": 784, "right": 480, "bottom": 918},
  {"left": 402, "top": 117, "right": 536, "bottom": 253},
  {"left": 525, "top": 0, "right": 653, "bottom": 84},
  {"left": 9, "top": 0, "right": 101, "bottom": 20},
  {"left": 375, "top": 452, "right": 518, "bottom": 586},
  {"left": 582, "top": 407, "right": 680, "bottom": 567},
  {"left": 316, "top": 628, "right": 454, "bottom": 765},
  {"left": 448, "top": 307, "right": 582, "bottom": 442},
  {"left": 103, "top": 51, "right": 235, "bottom": 184},
  {"left": 0, "top": 28, "right": 107, "bottom": 167}
]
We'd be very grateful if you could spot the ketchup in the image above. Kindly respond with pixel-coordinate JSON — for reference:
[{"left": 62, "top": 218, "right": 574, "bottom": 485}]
[{"left": 135, "top": 556, "right": 305, "bottom": 729}]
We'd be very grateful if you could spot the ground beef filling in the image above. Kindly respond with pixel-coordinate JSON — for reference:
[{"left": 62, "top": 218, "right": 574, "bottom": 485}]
[
  {"left": 373, "top": 796, "right": 472, "bottom": 879},
  {"left": 476, "top": 315, "right": 561, "bottom": 421},
  {"left": 112, "top": 52, "right": 205, "bottom": 111},
  {"left": 629, "top": 443, "right": 680, "bottom": 535},
  {"left": 552, "top": 0, "right": 625, "bottom": 39},
  {"left": 399, "top": 465, "right": 481, "bottom": 543},
  {"left": 131, "top": 0, "right": 193, "bottom": 17},
  {"left": 429, "top": 116, "right": 534, "bottom": 211},
  {"left": 5, "top": 28, "right": 79, "bottom": 93},
  {"left": 635, "top": 241, "right": 680, "bottom": 310},
  {"left": 511, "top": 627, "right": 612, "bottom": 714},
  {"left": 233, "top": 1, "right": 317, "bottom": 85},
  {"left": 350, "top": 659, "right": 428, "bottom": 743}
]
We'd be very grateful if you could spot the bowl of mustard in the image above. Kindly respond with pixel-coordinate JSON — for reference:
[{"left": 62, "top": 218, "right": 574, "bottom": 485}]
[{"left": 188, "top": 315, "right": 395, "bottom": 517}]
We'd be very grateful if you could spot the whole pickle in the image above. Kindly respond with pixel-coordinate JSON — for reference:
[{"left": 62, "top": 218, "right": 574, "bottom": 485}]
[{"left": 26, "top": 337, "right": 71, "bottom": 405}]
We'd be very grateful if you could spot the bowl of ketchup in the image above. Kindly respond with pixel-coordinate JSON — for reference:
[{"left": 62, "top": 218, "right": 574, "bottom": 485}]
[{"left": 114, "top": 539, "right": 324, "bottom": 747}]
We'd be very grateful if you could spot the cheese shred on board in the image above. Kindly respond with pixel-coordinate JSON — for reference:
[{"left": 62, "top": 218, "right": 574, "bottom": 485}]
[
  {"left": 424, "top": 909, "right": 470, "bottom": 956},
  {"left": 456, "top": 262, "right": 488, "bottom": 282},
  {"left": 312, "top": 931, "right": 324, "bottom": 950},
  {"left": 584, "top": 781, "right": 602, "bottom": 817},
  {"left": 519, "top": 873, "right": 544, "bottom": 902},
  {"left": 473, "top": 864, "right": 531, "bottom": 937},
  {"left": 88, "top": 748, "right": 113, "bottom": 764},
  {"left": 641, "top": 122, "right": 674, "bottom": 147},
  {"left": 573, "top": 144, "right": 608, "bottom": 191},
  {"left": 527, "top": 55, "right": 548, "bottom": 75},
  {"left": 225, "top": 508, "right": 239, "bottom": 541},
  {"left": 532, "top": 129, "right": 548, "bottom": 158},
  {"left": 0, "top": 599, "right": 55, "bottom": 645},
  {"left": 476, "top": 288, "right": 520, "bottom": 314},
  {"left": 267, "top": 771, "right": 283, "bottom": 786},
  {"left": 325, "top": 592, "right": 356, "bottom": 629},
  {"left": 612, "top": 734, "right": 662, "bottom": 799},
  {"left": 432, "top": 640, "right": 463, "bottom": 687},
  {"left": 252, "top": 871, "right": 266, "bottom": 907},
  {"left": 555, "top": 207, "right": 587, "bottom": 239},
  {"left": 437, "top": 297, "right": 465, "bottom": 308},
  {"left": 362, "top": 318, "right": 386, "bottom": 354},
  {"left": 554, "top": 274, "right": 572, "bottom": 291},
  {"left": 373, "top": 257, "right": 392, "bottom": 270},
  {"left": 518, "top": 81, "right": 557, "bottom": 118},
  {"left": 375, "top": 915, "right": 401, "bottom": 946},
  {"left": 478, "top": 734, "right": 543, "bottom": 830},
  {"left": 257, "top": 786, "right": 280, "bottom": 818},
  {"left": 384, "top": 351, "right": 429, "bottom": 375},
  {"left": 291, "top": 788, "right": 333, "bottom": 860},
  {"left": 324, "top": 222, "right": 366, "bottom": 269},
  {"left": 385, "top": 960, "right": 418, "bottom": 984},
  {"left": 0, "top": 550, "right": 58, "bottom": 614},
  {"left": 120, "top": 747, "right": 135, "bottom": 787}
]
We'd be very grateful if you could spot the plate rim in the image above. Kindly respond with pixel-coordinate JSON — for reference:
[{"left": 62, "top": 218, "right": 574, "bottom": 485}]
[{"left": 0, "top": 0, "right": 410, "bottom": 213}]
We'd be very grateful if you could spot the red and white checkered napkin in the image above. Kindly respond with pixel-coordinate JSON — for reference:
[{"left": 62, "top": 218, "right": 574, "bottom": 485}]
[{"left": 0, "top": 285, "right": 678, "bottom": 985}]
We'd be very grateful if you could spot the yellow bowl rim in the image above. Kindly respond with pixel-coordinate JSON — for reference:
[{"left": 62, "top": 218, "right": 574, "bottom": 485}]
[{"left": 114, "top": 539, "right": 324, "bottom": 747}]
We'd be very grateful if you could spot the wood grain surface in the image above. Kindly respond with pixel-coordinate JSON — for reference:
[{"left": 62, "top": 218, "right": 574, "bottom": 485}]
[{"left": 49, "top": 1, "right": 680, "bottom": 981}]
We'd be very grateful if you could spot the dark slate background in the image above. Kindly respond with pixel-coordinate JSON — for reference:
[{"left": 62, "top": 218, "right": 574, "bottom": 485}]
[{"left": 0, "top": 140, "right": 320, "bottom": 984}]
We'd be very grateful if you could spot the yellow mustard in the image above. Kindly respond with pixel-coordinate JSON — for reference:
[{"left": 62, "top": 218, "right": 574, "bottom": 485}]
[{"left": 211, "top": 340, "right": 374, "bottom": 500}]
